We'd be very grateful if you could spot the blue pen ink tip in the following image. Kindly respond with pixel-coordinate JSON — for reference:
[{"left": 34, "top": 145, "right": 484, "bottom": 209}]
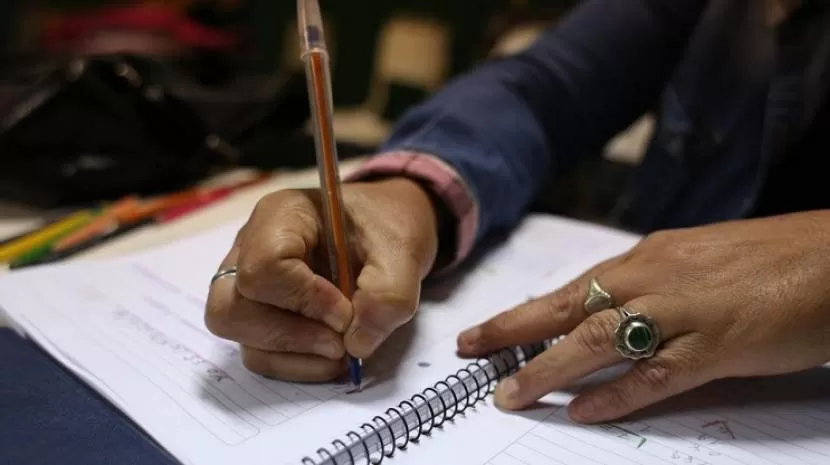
[{"left": 348, "top": 357, "right": 362, "bottom": 390}]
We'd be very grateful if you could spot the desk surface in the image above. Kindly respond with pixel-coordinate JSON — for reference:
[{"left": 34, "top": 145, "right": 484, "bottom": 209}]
[{"left": 0, "top": 158, "right": 366, "bottom": 326}]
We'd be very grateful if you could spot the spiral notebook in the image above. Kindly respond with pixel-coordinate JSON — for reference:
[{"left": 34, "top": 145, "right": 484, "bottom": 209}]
[{"left": 3, "top": 214, "right": 830, "bottom": 465}]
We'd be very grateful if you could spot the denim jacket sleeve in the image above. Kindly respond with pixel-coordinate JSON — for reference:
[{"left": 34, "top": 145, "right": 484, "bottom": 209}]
[{"left": 350, "top": 0, "right": 707, "bottom": 263}]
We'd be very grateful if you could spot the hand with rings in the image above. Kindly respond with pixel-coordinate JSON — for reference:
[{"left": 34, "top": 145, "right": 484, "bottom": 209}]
[{"left": 456, "top": 211, "right": 830, "bottom": 424}]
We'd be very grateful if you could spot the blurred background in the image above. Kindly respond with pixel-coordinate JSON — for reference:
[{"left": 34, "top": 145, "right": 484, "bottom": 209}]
[{"left": 0, "top": 0, "right": 650, "bottom": 216}]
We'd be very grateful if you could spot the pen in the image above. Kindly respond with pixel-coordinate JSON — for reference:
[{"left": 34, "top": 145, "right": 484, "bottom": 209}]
[{"left": 297, "top": 0, "right": 362, "bottom": 389}]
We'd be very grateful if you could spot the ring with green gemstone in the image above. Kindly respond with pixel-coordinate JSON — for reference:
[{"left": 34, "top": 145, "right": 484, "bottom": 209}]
[{"left": 614, "top": 307, "right": 661, "bottom": 360}]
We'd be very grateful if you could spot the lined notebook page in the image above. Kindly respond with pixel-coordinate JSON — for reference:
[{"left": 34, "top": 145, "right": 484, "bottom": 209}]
[
  {"left": 376, "top": 347, "right": 830, "bottom": 465},
  {"left": 485, "top": 367, "right": 830, "bottom": 465},
  {"left": 0, "top": 214, "right": 641, "bottom": 465}
]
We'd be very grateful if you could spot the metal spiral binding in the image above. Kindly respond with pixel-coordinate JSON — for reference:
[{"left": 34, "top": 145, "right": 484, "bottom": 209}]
[{"left": 300, "top": 341, "right": 549, "bottom": 465}]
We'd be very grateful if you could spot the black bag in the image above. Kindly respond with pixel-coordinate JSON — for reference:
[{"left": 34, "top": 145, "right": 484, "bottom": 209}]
[{"left": 0, "top": 53, "right": 373, "bottom": 208}]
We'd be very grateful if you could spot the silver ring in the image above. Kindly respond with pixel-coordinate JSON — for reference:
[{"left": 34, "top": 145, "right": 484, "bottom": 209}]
[
  {"left": 584, "top": 277, "right": 613, "bottom": 314},
  {"left": 614, "top": 306, "right": 661, "bottom": 360},
  {"left": 210, "top": 266, "right": 238, "bottom": 285}
]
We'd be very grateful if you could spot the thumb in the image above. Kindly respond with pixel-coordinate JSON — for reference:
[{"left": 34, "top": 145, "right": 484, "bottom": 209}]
[{"left": 344, "top": 251, "right": 422, "bottom": 358}]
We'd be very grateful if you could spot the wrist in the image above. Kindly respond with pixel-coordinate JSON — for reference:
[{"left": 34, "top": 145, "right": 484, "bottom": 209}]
[
  {"left": 359, "top": 176, "right": 455, "bottom": 275},
  {"left": 343, "top": 151, "right": 476, "bottom": 274}
]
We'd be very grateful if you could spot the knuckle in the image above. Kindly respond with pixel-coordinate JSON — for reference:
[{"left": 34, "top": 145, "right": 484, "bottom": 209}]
[
  {"left": 638, "top": 230, "right": 675, "bottom": 257},
  {"left": 248, "top": 195, "right": 270, "bottom": 221},
  {"left": 386, "top": 226, "right": 432, "bottom": 265},
  {"left": 276, "top": 260, "right": 318, "bottom": 315},
  {"left": 542, "top": 282, "right": 581, "bottom": 323},
  {"left": 561, "top": 281, "right": 584, "bottom": 309},
  {"left": 248, "top": 192, "right": 286, "bottom": 228},
  {"left": 670, "top": 241, "right": 701, "bottom": 262},
  {"left": 268, "top": 228, "right": 308, "bottom": 264},
  {"left": 642, "top": 229, "right": 672, "bottom": 247},
  {"left": 235, "top": 240, "right": 308, "bottom": 305},
  {"left": 635, "top": 230, "right": 679, "bottom": 265},
  {"left": 252, "top": 189, "right": 295, "bottom": 215},
  {"left": 604, "top": 383, "right": 636, "bottom": 411},
  {"left": 631, "top": 358, "right": 673, "bottom": 391},
  {"left": 265, "top": 334, "right": 299, "bottom": 353},
  {"left": 526, "top": 353, "right": 560, "bottom": 381},
  {"left": 261, "top": 323, "right": 296, "bottom": 353},
  {"left": 258, "top": 189, "right": 319, "bottom": 231},
  {"left": 574, "top": 315, "right": 615, "bottom": 356},
  {"left": 656, "top": 235, "right": 707, "bottom": 266},
  {"left": 235, "top": 257, "right": 269, "bottom": 300},
  {"left": 232, "top": 222, "right": 248, "bottom": 245}
]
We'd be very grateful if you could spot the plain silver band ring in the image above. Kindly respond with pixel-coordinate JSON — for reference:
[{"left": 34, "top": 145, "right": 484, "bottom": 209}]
[{"left": 211, "top": 266, "right": 238, "bottom": 285}]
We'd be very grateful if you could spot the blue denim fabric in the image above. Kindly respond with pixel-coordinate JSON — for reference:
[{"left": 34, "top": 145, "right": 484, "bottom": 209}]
[
  {"left": 0, "top": 328, "right": 179, "bottom": 465},
  {"left": 380, "top": 0, "right": 830, "bottom": 244}
]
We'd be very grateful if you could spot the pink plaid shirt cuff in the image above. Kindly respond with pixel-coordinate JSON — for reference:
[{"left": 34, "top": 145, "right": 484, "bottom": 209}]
[{"left": 345, "top": 151, "right": 478, "bottom": 270}]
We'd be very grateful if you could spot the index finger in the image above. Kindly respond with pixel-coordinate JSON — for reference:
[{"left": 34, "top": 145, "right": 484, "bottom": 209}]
[
  {"left": 234, "top": 192, "right": 353, "bottom": 332},
  {"left": 457, "top": 253, "right": 632, "bottom": 355},
  {"left": 492, "top": 295, "right": 686, "bottom": 411}
]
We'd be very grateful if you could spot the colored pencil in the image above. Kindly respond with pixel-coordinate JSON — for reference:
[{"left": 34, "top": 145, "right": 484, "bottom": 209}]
[
  {"left": 155, "top": 188, "right": 233, "bottom": 223},
  {"left": 51, "top": 196, "right": 141, "bottom": 252},
  {"left": 9, "top": 218, "right": 153, "bottom": 269},
  {"left": 0, "top": 210, "right": 96, "bottom": 263}
]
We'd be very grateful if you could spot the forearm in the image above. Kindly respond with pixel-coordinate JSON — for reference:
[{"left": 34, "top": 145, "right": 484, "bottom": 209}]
[{"left": 350, "top": 0, "right": 707, "bottom": 268}]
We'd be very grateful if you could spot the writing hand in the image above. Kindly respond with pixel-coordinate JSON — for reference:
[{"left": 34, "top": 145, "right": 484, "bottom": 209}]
[
  {"left": 457, "top": 211, "right": 830, "bottom": 423},
  {"left": 204, "top": 178, "right": 439, "bottom": 381}
]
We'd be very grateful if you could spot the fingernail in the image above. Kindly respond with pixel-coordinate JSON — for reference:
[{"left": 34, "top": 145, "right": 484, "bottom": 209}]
[
  {"left": 570, "top": 395, "right": 604, "bottom": 422},
  {"left": 323, "top": 298, "right": 351, "bottom": 332},
  {"left": 494, "top": 377, "right": 520, "bottom": 408},
  {"left": 458, "top": 326, "right": 482, "bottom": 350},
  {"left": 349, "top": 325, "right": 385, "bottom": 357},
  {"left": 313, "top": 340, "right": 344, "bottom": 360},
  {"left": 323, "top": 313, "right": 348, "bottom": 333}
]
